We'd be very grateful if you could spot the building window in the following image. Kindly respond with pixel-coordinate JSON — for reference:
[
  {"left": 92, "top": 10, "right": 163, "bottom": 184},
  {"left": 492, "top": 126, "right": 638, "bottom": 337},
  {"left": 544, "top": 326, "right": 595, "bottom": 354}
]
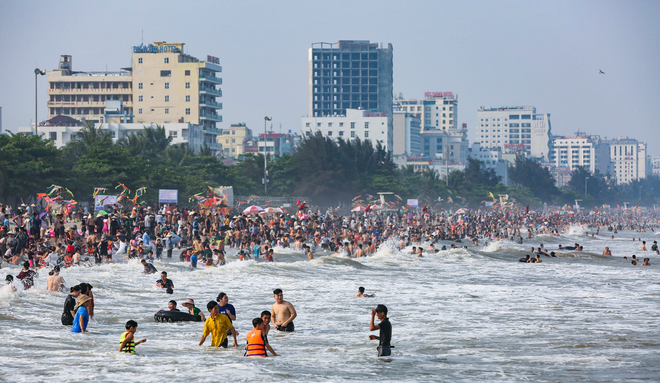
[
  {"left": 328, "top": 131, "right": 333, "bottom": 136},
  {"left": 169, "top": 131, "right": 177, "bottom": 137},
  {"left": 138, "top": 108, "right": 142, "bottom": 114},
  {"left": 185, "top": 108, "right": 190, "bottom": 115},
  {"left": 339, "top": 122, "right": 344, "bottom": 127},
  {"left": 350, "top": 122, "right": 355, "bottom": 129},
  {"left": 185, "top": 95, "right": 191, "bottom": 102},
  {"left": 49, "top": 132, "right": 57, "bottom": 140},
  {"left": 305, "top": 122, "right": 310, "bottom": 127},
  {"left": 351, "top": 131, "right": 355, "bottom": 138},
  {"left": 317, "top": 122, "right": 321, "bottom": 127},
  {"left": 138, "top": 95, "right": 143, "bottom": 102},
  {"left": 328, "top": 122, "right": 333, "bottom": 127},
  {"left": 365, "top": 131, "right": 369, "bottom": 138},
  {"left": 165, "top": 95, "right": 169, "bottom": 102},
  {"left": 185, "top": 70, "right": 190, "bottom": 76},
  {"left": 160, "top": 70, "right": 171, "bottom": 77},
  {"left": 185, "top": 82, "right": 190, "bottom": 89},
  {"left": 165, "top": 108, "right": 169, "bottom": 114},
  {"left": 339, "top": 131, "right": 344, "bottom": 136},
  {"left": 138, "top": 82, "right": 143, "bottom": 89},
  {"left": 165, "top": 82, "right": 169, "bottom": 89},
  {"left": 164, "top": 57, "right": 169, "bottom": 64},
  {"left": 364, "top": 122, "right": 369, "bottom": 129},
  {"left": 138, "top": 58, "right": 143, "bottom": 64}
]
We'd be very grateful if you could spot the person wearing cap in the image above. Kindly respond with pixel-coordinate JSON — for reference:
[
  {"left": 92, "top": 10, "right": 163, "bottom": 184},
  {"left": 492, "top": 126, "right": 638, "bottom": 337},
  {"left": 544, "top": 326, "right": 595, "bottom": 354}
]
[
  {"left": 71, "top": 294, "right": 93, "bottom": 333},
  {"left": 182, "top": 299, "right": 205, "bottom": 321},
  {"left": 62, "top": 285, "right": 81, "bottom": 325}
]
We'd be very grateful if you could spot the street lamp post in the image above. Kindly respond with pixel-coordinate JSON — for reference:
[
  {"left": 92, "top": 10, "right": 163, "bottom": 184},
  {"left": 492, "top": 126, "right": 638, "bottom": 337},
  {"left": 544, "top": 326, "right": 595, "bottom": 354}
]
[
  {"left": 34, "top": 68, "right": 46, "bottom": 135},
  {"left": 585, "top": 176, "right": 589, "bottom": 196},
  {"left": 264, "top": 116, "right": 272, "bottom": 194}
]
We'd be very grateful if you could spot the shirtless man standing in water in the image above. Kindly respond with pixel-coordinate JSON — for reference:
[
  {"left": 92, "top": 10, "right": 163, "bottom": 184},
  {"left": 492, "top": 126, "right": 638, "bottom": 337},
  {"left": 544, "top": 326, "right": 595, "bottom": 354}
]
[{"left": 271, "top": 288, "right": 297, "bottom": 332}]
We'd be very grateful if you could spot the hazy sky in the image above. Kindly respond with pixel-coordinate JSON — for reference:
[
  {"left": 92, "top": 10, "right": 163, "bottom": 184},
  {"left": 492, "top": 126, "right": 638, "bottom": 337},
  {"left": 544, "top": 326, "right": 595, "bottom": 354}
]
[{"left": 1, "top": 0, "right": 659, "bottom": 155}]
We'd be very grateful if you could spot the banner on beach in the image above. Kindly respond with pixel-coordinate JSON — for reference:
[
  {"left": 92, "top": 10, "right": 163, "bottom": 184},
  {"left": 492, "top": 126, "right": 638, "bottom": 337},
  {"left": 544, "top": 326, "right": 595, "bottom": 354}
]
[
  {"left": 158, "top": 189, "right": 178, "bottom": 204},
  {"left": 406, "top": 199, "right": 419, "bottom": 208},
  {"left": 95, "top": 195, "right": 119, "bottom": 211}
]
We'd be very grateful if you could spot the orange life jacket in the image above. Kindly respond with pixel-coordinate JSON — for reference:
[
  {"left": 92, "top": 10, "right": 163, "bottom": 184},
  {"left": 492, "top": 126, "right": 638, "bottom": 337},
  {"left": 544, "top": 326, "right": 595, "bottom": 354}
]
[{"left": 245, "top": 329, "right": 267, "bottom": 357}]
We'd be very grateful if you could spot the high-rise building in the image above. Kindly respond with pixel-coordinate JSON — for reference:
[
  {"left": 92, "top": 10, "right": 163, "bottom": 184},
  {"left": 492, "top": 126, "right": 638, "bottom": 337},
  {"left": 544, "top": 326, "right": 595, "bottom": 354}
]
[
  {"left": 392, "top": 111, "right": 421, "bottom": 156},
  {"left": 476, "top": 106, "right": 552, "bottom": 161},
  {"left": 47, "top": 41, "right": 222, "bottom": 131},
  {"left": 603, "top": 137, "right": 648, "bottom": 185},
  {"left": 394, "top": 93, "right": 467, "bottom": 163},
  {"left": 308, "top": 40, "right": 393, "bottom": 150},
  {"left": 394, "top": 92, "right": 458, "bottom": 132},
  {"left": 0, "top": 106, "right": 2, "bottom": 133},
  {"left": 550, "top": 133, "right": 609, "bottom": 174}
]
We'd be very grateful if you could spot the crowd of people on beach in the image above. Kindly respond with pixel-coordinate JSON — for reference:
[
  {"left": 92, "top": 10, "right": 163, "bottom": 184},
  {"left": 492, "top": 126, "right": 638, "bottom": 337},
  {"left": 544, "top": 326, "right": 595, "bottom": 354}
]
[{"left": 1, "top": 200, "right": 658, "bottom": 356}]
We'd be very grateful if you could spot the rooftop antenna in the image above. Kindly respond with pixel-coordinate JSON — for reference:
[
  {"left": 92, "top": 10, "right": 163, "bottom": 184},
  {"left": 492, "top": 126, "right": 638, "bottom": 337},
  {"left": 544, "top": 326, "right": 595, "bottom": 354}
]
[{"left": 141, "top": 29, "right": 144, "bottom": 45}]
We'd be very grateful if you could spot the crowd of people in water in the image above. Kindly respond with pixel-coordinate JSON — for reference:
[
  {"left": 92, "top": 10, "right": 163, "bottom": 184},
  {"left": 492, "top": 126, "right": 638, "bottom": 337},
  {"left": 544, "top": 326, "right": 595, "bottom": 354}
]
[{"left": 1, "top": 200, "right": 658, "bottom": 356}]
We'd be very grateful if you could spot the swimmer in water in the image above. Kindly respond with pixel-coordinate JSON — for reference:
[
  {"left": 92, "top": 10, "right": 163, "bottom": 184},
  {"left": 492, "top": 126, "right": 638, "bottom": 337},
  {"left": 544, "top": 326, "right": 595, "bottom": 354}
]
[
  {"left": 2, "top": 275, "right": 16, "bottom": 293},
  {"left": 602, "top": 247, "right": 612, "bottom": 256},
  {"left": 355, "top": 286, "right": 374, "bottom": 297},
  {"left": 260, "top": 310, "right": 272, "bottom": 335},
  {"left": 642, "top": 258, "right": 651, "bottom": 266},
  {"left": 369, "top": 304, "right": 392, "bottom": 357},
  {"left": 271, "top": 288, "right": 297, "bottom": 332},
  {"left": 534, "top": 254, "right": 542, "bottom": 263}
]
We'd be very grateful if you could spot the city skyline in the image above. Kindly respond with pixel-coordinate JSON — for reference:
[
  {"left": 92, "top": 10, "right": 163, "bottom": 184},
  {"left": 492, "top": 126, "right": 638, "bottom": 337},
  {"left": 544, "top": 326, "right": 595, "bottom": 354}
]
[{"left": 1, "top": 0, "right": 659, "bottom": 155}]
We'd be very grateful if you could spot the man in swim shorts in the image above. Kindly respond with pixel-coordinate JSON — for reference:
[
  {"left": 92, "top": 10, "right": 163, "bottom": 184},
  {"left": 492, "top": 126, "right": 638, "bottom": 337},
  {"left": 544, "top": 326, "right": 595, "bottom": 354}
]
[{"left": 271, "top": 288, "right": 297, "bottom": 332}]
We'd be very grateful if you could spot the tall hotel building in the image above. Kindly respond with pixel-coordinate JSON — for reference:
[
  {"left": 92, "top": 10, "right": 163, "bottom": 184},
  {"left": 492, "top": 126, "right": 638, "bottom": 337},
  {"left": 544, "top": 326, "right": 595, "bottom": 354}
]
[
  {"left": 47, "top": 41, "right": 222, "bottom": 130},
  {"left": 476, "top": 106, "right": 552, "bottom": 161},
  {"left": 308, "top": 40, "right": 393, "bottom": 150}
]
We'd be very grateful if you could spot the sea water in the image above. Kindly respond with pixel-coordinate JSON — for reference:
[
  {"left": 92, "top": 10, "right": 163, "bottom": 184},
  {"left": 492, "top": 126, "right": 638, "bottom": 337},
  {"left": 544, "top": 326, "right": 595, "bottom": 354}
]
[{"left": 1, "top": 228, "right": 659, "bottom": 382}]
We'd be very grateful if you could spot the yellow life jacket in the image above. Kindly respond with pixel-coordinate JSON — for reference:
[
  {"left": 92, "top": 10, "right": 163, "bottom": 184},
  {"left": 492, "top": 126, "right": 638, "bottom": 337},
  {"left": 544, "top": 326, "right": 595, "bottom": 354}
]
[{"left": 120, "top": 331, "right": 136, "bottom": 354}]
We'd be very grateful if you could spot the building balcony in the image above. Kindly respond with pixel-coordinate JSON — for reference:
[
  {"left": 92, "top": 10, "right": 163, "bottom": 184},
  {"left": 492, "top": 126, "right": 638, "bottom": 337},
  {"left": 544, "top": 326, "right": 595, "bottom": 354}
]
[
  {"left": 199, "top": 87, "right": 222, "bottom": 97},
  {"left": 199, "top": 75, "right": 222, "bottom": 84},
  {"left": 48, "top": 100, "right": 132, "bottom": 108},
  {"left": 202, "top": 126, "right": 222, "bottom": 135},
  {"left": 48, "top": 87, "right": 132, "bottom": 94},
  {"left": 199, "top": 111, "right": 222, "bottom": 122},
  {"left": 199, "top": 100, "right": 223, "bottom": 109}
]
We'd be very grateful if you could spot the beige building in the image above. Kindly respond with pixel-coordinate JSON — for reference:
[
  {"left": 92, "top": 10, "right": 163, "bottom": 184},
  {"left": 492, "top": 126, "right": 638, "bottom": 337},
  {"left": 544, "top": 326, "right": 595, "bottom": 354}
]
[
  {"left": 219, "top": 123, "right": 252, "bottom": 157},
  {"left": 47, "top": 41, "right": 222, "bottom": 132}
]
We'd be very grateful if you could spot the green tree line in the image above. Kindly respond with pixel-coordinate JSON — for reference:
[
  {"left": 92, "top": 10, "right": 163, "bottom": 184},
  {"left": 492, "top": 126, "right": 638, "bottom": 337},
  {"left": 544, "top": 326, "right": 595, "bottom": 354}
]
[{"left": 1, "top": 126, "right": 658, "bottom": 208}]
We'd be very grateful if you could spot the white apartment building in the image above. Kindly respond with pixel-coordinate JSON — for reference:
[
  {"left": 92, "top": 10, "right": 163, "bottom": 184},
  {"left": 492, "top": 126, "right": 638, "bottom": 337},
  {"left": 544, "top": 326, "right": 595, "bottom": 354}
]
[
  {"left": 301, "top": 108, "right": 392, "bottom": 152},
  {"left": 394, "top": 92, "right": 458, "bottom": 132},
  {"left": 392, "top": 111, "right": 421, "bottom": 156},
  {"left": 549, "top": 135, "right": 609, "bottom": 174},
  {"left": 604, "top": 137, "right": 648, "bottom": 185},
  {"left": 476, "top": 106, "right": 552, "bottom": 161},
  {"left": 652, "top": 156, "right": 660, "bottom": 177}
]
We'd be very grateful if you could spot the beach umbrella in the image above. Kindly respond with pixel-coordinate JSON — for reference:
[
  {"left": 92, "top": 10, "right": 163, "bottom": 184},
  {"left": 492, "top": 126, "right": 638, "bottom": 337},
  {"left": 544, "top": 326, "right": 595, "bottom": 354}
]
[
  {"left": 370, "top": 205, "right": 381, "bottom": 210},
  {"left": 261, "top": 207, "right": 278, "bottom": 215},
  {"left": 351, "top": 205, "right": 366, "bottom": 212},
  {"left": 454, "top": 208, "right": 468, "bottom": 215},
  {"left": 97, "top": 210, "right": 109, "bottom": 216},
  {"left": 243, "top": 205, "right": 264, "bottom": 214}
]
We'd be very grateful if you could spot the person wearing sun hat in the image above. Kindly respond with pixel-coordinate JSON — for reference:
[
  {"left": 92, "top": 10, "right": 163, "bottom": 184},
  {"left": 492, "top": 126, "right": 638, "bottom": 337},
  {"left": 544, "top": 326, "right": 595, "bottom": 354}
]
[
  {"left": 71, "top": 294, "right": 93, "bottom": 333},
  {"left": 182, "top": 298, "right": 205, "bottom": 321}
]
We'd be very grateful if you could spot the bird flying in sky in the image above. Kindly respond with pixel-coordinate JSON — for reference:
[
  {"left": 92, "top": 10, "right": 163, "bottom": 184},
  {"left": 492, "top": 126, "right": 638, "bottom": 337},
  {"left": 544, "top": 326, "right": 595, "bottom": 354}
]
[{"left": 599, "top": 70, "right": 605, "bottom": 74}]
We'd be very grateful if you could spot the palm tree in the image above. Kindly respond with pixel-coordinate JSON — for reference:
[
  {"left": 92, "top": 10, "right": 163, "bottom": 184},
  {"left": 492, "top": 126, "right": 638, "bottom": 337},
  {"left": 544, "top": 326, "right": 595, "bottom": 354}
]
[{"left": 65, "top": 123, "right": 113, "bottom": 157}]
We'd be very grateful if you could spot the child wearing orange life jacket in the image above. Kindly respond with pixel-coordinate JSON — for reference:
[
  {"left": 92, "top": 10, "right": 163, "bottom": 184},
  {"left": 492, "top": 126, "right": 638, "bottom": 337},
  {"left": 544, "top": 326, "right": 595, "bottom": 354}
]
[{"left": 244, "top": 318, "right": 278, "bottom": 357}]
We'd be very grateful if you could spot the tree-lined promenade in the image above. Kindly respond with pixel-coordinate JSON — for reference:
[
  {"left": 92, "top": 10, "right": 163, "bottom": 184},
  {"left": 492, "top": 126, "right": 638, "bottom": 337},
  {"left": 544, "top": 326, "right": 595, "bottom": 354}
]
[{"left": 0, "top": 125, "right": 658, "bottom": 208}]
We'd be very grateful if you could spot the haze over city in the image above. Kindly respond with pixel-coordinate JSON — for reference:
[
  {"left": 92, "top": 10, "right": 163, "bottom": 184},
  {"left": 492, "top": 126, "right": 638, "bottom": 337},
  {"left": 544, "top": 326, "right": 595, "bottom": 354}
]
[{"left": 0, "top": 0, "right": 659, "bottom": 155}]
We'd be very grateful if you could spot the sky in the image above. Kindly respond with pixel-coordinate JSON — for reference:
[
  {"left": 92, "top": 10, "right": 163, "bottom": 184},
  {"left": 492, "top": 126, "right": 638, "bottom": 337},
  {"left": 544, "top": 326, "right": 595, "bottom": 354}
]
[{"left": 1, "top": 0, "right": 659, "bottom": 155}]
